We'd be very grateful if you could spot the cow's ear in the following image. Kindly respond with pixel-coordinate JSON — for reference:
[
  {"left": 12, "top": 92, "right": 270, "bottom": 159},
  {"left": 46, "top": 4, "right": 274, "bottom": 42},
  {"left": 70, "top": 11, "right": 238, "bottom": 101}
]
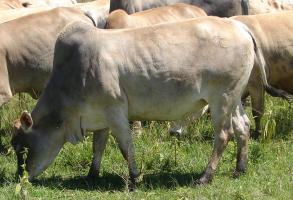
[
  {"left": 22, "top": 2, "right": 32, "bottom": 7},
  {"left": 20, "top": 111, "right": 33, "bottom": 130}
]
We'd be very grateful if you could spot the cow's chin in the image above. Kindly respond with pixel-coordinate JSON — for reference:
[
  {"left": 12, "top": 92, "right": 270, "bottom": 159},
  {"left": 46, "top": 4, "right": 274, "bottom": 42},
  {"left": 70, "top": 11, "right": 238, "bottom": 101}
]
[
  {"left": 27, "top": 146, "right": 62, "bottom": 181},
  {"left": 25, "top": 130, "right": 65, "bottom": 181}
]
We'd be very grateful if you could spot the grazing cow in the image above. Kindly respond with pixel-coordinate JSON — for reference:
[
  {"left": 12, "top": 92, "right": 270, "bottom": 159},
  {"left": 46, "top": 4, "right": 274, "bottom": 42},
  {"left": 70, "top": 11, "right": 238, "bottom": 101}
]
[
  {"left": 231, "top": 11, "right": 293, "bottom": 138},
  {"left": 0, "top": 7, "right": 97, "bottom": 109},
  {"left": 110, "top": 0, "right": 247, "bottom": 16},
  {"left": 0, "top": 2, "right": 108, "bottom": 150},
  {"left": 106, "top": 3, "right": 207, "bottom": 29},
  {"left": 11, "top": 17, "right": 290, "bottom": 189},
  {"left": 0, "top": 0, "right": 25, "bottom": 10}
]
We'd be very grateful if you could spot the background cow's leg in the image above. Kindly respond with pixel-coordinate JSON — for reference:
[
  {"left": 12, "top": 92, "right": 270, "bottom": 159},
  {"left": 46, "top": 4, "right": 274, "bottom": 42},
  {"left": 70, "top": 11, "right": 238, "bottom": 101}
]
[
  {"left": 249, "top": 84, "right": 264, "bottom": 139},
  {"left": 169, "top": 104, "right": 209, "bottom": 137},
  {"left": 0, "top": 60, "right": 13, "bottom": 153},
  {"left": 105, "top": 107, "right": 138, "bottom": 191},
  {"left": 197, "top": 99, "right": 234, "bottom": 185},
  {"left": 232, "top": 101, "right": 250, "bottom": 177},
  {"left": 87, "top": 128, "right": 109, "bottom": 180}
]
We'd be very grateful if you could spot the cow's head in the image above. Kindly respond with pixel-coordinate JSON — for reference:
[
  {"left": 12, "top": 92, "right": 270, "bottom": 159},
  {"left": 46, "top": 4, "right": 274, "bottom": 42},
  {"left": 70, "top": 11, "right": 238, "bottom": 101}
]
[{"left": 11, "top": 111, "right": 66, "bottom": 180}]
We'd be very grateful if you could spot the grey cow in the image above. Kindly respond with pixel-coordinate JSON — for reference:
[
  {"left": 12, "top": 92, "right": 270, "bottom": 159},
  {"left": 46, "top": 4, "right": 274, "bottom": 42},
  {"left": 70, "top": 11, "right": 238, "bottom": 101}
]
[
  {"left": 110, "top": 0, "right": 248, "bottom": 16},
  {"left": 12, "top": 17, "right": 289, "bottom": 190}
]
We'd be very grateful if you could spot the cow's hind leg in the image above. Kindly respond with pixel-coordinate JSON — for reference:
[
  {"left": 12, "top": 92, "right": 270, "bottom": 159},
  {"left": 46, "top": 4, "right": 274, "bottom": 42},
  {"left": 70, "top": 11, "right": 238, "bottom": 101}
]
[
  {"left": 0, "top": 60, "right": 13, "bottom": 153},
  {"left": 197, "top": 98, "right": 234, "bottom": 185},
  {"left": 105, "top": 107, "right": 138, "bottom": 191},
  {"left": 87, "top": 128, "right": 109, "bottom": 180},
  {"left": 250, "top": 85, "right": 264, "bottom": 139},
  {"left": 232, "top": 101, "right": 250, "bottom": 177}
]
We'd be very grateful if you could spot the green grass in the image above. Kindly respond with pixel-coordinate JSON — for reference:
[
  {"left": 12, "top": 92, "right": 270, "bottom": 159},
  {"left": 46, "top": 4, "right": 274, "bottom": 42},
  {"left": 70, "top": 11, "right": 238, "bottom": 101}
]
[{"left": 0, "top": 94, "right": 292, "bottom": 199}]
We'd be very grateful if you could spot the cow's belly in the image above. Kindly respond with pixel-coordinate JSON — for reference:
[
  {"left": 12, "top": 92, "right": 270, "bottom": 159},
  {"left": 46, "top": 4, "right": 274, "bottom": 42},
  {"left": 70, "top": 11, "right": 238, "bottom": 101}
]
[
  {"left": 123, "top": 73, "right": 207, "bottom": 121},
  {"left": 128, "top": 94, "right": 206, "bottom": 121},
  {"left": 267, "top": 55, "right": 293, "bottom": 94}
]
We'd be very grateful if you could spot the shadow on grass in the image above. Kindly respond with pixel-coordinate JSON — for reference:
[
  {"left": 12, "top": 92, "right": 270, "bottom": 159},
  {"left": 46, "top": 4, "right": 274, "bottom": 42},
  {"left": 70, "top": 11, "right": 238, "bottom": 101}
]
[
  {"left": 140, "top": 172, "right": 201, "bottom": 190},
  {"left": 0, "top": 129, "right": 9, "bottom": 154},
  {"left": 31, "top": 172, "right": 201, "bottom": 191},
  {"left": 274, "top": 106, "right": 293, "bottom": 139}
]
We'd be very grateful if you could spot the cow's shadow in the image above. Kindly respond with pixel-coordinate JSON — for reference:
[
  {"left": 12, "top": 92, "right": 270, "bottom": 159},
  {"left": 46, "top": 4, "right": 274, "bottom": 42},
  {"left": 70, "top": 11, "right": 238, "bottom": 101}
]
[{"left": 32, "top": 172, "right": 201, "bottom": 191}]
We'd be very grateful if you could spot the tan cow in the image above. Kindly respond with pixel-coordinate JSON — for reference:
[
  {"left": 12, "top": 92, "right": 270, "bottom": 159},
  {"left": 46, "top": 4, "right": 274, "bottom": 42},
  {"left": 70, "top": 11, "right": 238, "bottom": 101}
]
[
  {"left": 170, "top": 10, "right": 293, "bottom": 138},
  {"left": 0, "top": 1, "right": 108, "bottom": 150},
  {"left": 0, "top": 7, "right": 97, "bottom": 108},
  {"left": 0, "top": 7, "right": 50, "bottom": 23},
  {"left": 19, "top": 0, "right": 77, "bottom": 7},
  {"left": 11, "top": 17, "right": 290, "bottom": 190},
  {"left": 0, "top": 0, "right": 25, "bottom": 10},
  {"left": 231, "top": 11, "right": 293, "bottom": 138},
  {"left": 0, "top": 0, "right": 109, "bottom": 26},
  {"left": 106, "top": 3, "right": 207, "bottom": 29},
  {"left": 247, "top": 0, "right": 293, "bottom": 14}
]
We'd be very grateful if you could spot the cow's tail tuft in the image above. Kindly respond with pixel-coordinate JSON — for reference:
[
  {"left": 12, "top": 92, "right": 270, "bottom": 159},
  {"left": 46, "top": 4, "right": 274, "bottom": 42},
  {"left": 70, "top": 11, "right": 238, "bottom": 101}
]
[
  {"left": 241, "top": 0, "right": 249, "bottom": 15},
  {"left": 245, "top": 25, "right": 293, "bottom": 102}
]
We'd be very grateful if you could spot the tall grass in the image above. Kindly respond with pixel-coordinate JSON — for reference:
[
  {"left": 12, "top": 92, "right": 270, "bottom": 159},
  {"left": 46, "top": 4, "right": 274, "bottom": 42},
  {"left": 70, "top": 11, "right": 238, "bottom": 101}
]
[{"left": 0, "top": 94, "right": 292, "bottom": 199}]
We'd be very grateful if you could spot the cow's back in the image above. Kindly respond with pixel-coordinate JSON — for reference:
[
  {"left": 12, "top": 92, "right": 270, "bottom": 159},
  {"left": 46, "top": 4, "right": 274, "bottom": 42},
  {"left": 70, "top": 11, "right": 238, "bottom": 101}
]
[{"left": 55, "top": 18, "right": 255, "bottom": 121}]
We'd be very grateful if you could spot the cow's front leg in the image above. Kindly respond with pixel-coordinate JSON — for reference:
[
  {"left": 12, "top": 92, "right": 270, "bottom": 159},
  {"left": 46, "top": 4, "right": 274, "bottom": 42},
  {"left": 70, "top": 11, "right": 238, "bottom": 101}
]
[
  {"left": 87, "top": 128, "right": 109, "bottom": 180},
  {"left": 250, "top": 85, "right": 264, "bottom": 139},
  {"left": 106, "top": 108, "right": 138, "bottom": 191}
]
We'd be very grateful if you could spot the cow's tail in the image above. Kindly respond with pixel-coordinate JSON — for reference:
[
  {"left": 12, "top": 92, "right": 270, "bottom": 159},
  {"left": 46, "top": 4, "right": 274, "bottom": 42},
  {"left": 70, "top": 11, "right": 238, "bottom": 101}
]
[
  {"left": 245, "top": 27, "right": 293, "bottom": 102},
  {"left": 241, "top": 0, "right": 249, "bottom": 15}
]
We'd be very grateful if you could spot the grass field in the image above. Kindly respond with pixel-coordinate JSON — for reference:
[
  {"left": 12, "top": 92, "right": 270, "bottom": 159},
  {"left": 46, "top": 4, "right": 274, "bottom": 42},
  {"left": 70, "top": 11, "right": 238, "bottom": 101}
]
[{"left": 0, "top": 95, "right": 292, "bottom": 199}]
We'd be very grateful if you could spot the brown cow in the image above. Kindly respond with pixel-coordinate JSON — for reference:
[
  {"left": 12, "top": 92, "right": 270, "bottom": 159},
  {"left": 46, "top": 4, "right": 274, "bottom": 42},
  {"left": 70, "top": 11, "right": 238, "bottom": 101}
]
[
  {"left": 232, "top": 11, "right": 293, "bottom": 138},
  {"left": 106, "top": 3, "right": 207, "bottom": 29}
]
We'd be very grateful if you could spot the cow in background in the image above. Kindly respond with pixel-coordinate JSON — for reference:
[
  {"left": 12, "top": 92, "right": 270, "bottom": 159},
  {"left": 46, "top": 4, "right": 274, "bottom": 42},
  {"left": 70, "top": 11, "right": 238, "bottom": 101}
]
[
  {"left": 110, "top": 0, "right": 249, "bottom": 16},
  {"left": 0, "top": 0, "right": 25, "bottom": 10},
  {"left": 232, "top": 11, "right": 293, "bottom": 138},
  {"left": 19, "top": 0, "right": 77, "bottom": 7}
]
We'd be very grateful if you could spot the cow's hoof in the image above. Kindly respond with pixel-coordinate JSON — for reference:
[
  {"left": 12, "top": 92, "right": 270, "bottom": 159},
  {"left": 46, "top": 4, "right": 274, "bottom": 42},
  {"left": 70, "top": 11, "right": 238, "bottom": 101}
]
[
  {"left": 233, "top": 169, "right": 246, "bottom": 179},
  {"left": 251, "top": 130, "right": 261, "bottom": 140},
  {"left": 128, "top": 182, "right": 136, "bottom": 192},
  {"left": 86, "top": 170, "right": 100, "bottom": 183},
  {"left": 195, "top": 174, "right": 212, "bottom": 185}
]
